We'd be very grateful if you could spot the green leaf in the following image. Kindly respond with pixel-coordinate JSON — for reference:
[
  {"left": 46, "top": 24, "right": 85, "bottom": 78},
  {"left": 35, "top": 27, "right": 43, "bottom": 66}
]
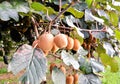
[
  {"left": 52, "top": 66, "right": 66, "bottom": 84},
  {"left": 31, "top": 2, "right": 47, "bottom": 11},
  {"left": 96, "top": 44, "right": 106, "bottom": 54},
  {"left": 70, "top": 28, "right": 83, "bottom": 44},
  {"left": 31, "top": 2, "right": 57, "bottom": 15},
  {"left": 115, "top": 29, "right": 120, "bottom": 40},
  {"left": 108, "top": 11, "right": 118, "bottom": 27},
  {"left": 85, "top": 0, "right": 93, "bottom": 7},
  {"left": 100, "top": 53, "right": 119, "bottom": 72},
  {"left": 62, "top": 4, "right": 84, "bottom": 18}
]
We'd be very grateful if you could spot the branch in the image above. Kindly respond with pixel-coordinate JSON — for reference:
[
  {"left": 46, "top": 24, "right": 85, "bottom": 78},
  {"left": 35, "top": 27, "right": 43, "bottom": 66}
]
[
  {"left": 51, "top": 2, "right": 75, "bottom": 23},
  {"left": 31, "top": 17, "right": 39, "bottom": 38}
]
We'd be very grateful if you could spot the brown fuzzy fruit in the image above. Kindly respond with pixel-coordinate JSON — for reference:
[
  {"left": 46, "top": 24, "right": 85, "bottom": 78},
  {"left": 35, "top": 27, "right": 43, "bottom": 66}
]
[
  {"left": 54, "top": 34, "right": 68, "bottom": 48},
  {"left": 66, "top": 74, "right": 74, "bottom": 84},
  {"left": 38, "top": 32, "right": 54, "bottom": 52},
  {"left": 51, "top": 43, "right": 59, "bottom": 53},
  {"left": 32, "top": 40, "right": 39, "bottom": 48},
  {"left": 66, "top": 37, "right": 74, "bottom": 50},
  {"left": 50, "top": 63, "right": 57, "bottom": 74},
  {"left": 73, "top": 73, "right": 79, "bottom": 84},
  {"left": 73, "top": 39, "right": 80, "bottom": 51},
  {"left": 59, "top": 65, "right": 66, "bottom": 75}
]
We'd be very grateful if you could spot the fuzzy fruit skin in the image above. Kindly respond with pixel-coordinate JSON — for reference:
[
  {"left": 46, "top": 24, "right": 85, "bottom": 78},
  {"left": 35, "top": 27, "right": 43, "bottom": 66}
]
[
  {"left": 38, "top": 32, "right": 54, "bottom": 52},
  {"left": 32, "top": 40, "right": 39, "bottom": 48},
  {"left": 73, "top": 39, "right": 80, "bottom": 51},
  {"left": 50, "top": 63, "right": 56, "bottom": 74},
  {"left": 51, "top": 43, "right": 59, "bottom": 53},
  {"left": 66, "top": 75, "right": 74, "bottom": 84},
  {"left": 73, "top": 73, "right": 79, "bottom": 84},
  {"left": 59, "top": 65, "right": 66, "bottom": 75},
  {"left": 66, "top": 37, "right": 74, "bottom": 50},
  {"left": 54, "top": 34, "right": 68, "bottom": 48}
]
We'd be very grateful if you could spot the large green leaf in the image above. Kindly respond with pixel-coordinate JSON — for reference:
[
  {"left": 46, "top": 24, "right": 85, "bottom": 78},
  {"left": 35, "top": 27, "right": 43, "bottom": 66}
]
[
  {"left": 115, "top": 29, "right": 120, "bottom": 40},
  {"left": 8, "top": 44, "right": 47, "bottom": 84}
]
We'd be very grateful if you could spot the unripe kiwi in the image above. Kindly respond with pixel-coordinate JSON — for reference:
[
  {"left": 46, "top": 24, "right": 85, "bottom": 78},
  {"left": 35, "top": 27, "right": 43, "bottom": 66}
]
[
  {"left": 54, "top": 34, "right": 68, "bottom": 48},
  {"left": 66, "top": 37, "right": 74, "bottom": 50},
  {"left": 59, "top": 65, "right": 66, "bottom": 75},
  {"left": 50, "top": 63, "right": 57, "bottom": 74},
  {"left": 66, "top": 74, "right": 74, "bottom": 84},
  {"left": 32, "top": 40, "right": 39, "bottom": 48},
  {"left": 38, "top": 32, "right": 54, "bottom": 52},
  {"left": 73, "top": 39, "right": 80, "bottom": 51},
  {"left": 73, "top": 73, "right": 79, "bottom": 84},
  {"left": 51, "top": 43, "right": 59, "bottom": 53}
]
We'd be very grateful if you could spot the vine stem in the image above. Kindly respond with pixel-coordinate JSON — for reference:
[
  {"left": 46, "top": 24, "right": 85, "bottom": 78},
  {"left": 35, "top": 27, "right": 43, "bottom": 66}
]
[
  {"left": 31, "top": 17, "right": 39, "bottom": 38},
  {"left": 39, "top": 22, "right": 107, "bottom": 32}
]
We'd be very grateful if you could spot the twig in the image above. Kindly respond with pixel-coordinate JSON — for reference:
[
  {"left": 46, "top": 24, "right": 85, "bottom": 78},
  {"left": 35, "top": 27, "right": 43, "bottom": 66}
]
[
  {"left": 59, "top": 0, "right": 62, "bottom": 12},
  {"left": 39, "top": 22, "right": 107, "bottom": 32},
  {"left": 31, "top": 17, "right": 39, "bottom": 38}
]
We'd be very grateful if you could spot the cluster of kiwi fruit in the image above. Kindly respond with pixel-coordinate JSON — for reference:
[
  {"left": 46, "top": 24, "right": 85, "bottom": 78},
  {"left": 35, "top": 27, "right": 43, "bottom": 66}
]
[
  {"left": 49, "top": 63, "right": 79, "bottom": 84},
  {"left": 32, "top": 32, "right": 81, "bottom": 56}
]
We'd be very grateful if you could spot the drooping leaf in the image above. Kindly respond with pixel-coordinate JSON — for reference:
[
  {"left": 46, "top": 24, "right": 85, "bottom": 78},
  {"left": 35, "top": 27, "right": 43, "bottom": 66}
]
[
  {"left": 79, "top": 74, "right": 101, "bottom": 84},
  {"left": 19, "top": 51, "right": 47, "bottom": 84},
  {"left": 90, "top": 59, "right": 104, "bottom": 73},
  {"left": 52, "top": 66, "right": 66, "bottom": 84},
  {"left": 61, "top": 50, "right": 79, "bottom": 70},
  {"left": 8, "top": 44, "right": 47, "bottom": 84},
  {"left": 115, "top": 29, "right": 120, "bottom": 40},
  {"left": 103, "top": 42, "right": 115, "bottom": 56},
  {"left": 8, "top": 44, "right": 33, "bottom": 75}
]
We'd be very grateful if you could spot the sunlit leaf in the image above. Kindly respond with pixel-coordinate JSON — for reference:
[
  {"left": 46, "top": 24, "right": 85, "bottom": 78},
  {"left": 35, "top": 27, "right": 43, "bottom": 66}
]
[
  {"left": 100, "top": 53, "right": 119, "bottom": 72},
  {"left": 115, "top": 29, "right": 120, "bottom": 40},
  {"left": 85, "top": 0, "right": 93, "bottom": 7},
  {"left": 108, "top": 11, "right": 118, "bottom": 27},
  {"left": 52, "top": 66, "right": 66, "bottom": 84}
]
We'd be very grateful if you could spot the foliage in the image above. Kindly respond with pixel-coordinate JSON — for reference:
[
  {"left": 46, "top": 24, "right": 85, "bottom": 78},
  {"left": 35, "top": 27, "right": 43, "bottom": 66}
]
[{"left": 0, "top": 0, "right": 120, "bottom": 84}]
